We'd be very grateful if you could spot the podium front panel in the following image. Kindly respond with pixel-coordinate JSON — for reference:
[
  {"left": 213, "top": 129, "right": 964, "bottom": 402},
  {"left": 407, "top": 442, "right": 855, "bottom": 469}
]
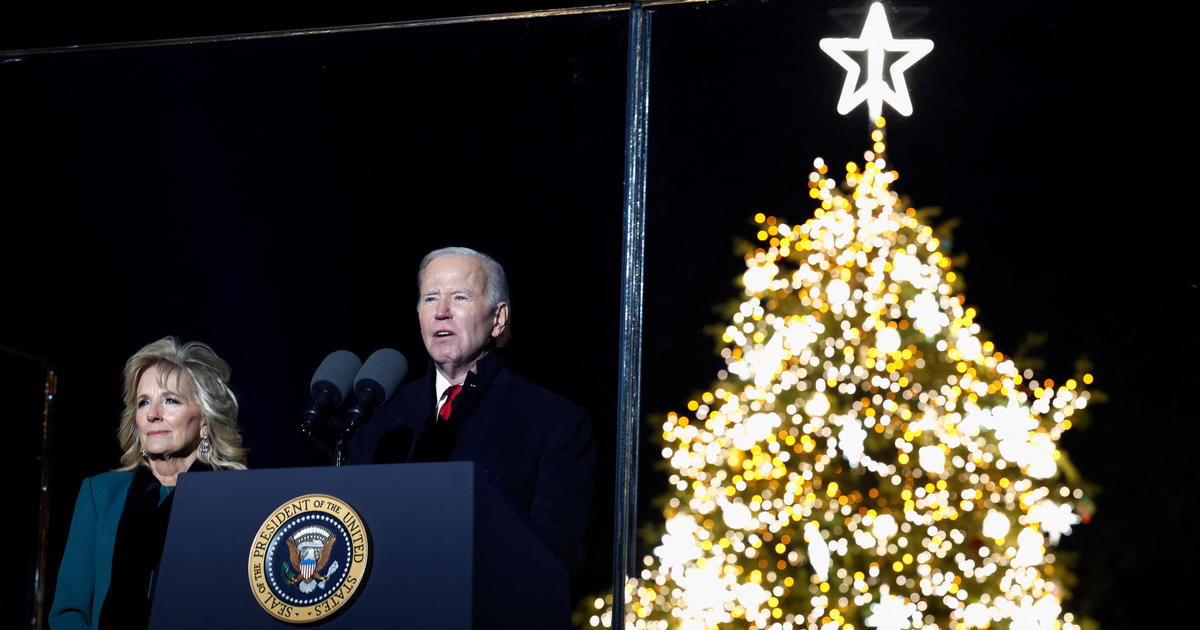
[{"left": 149, "top": 462, "right": 562, "bottom": 629}]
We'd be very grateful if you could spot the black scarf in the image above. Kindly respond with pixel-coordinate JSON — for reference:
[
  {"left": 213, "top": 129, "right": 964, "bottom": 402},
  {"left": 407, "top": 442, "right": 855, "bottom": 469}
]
[
  {"left": 98, "top": 461, "right": 211, "bottom": 630},
  {"left": 408, "top": 355, "right": 497, "bottom": 463}
]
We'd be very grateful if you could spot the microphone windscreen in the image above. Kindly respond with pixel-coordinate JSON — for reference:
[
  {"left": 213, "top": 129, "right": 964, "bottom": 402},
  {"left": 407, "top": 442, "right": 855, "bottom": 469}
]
[
  {"left": 354, "top": 348, "right": 409, "bottom": 404},
  {"left": 310, "top": 350, "right": 363, "bottom": 406}
]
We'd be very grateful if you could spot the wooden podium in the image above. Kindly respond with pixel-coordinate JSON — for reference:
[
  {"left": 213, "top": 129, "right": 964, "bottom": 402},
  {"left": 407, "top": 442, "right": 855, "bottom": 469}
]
[{"left": 149, "top": 462, "right": 568, "bottom": 629}]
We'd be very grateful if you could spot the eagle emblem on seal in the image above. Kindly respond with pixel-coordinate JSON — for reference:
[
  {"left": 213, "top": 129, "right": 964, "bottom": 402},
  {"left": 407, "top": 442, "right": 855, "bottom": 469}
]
[{"left": 283, "top": 525, "right": 340, "bottom": 594}]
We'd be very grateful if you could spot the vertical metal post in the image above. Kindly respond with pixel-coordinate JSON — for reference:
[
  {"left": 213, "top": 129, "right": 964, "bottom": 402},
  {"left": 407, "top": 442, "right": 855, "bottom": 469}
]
[
  {"left": 34, "top": 365, "right": 56, "bottom": 630},
  {"left": 3, "top": 343, "right": 57, "bottom": 630},
  {"left": 614, "top": 2, "right": 651, "bottom": 627}
]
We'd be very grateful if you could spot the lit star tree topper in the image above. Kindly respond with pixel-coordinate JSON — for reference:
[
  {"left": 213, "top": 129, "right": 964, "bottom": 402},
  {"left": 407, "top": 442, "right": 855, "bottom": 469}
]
[{"left": 820, "top": 2, "right": 933, "bottom": 119}]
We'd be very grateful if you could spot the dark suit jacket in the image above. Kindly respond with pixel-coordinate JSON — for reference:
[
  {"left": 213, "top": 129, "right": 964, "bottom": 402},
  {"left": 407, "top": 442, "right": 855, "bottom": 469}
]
[{"left": 348, "top": 353, "right": 594, "bottom": 574}]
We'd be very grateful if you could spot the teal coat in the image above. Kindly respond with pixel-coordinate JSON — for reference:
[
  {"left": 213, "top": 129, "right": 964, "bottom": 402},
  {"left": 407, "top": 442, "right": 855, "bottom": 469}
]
[{"left": 48, "top": 471, "right": 138, "bottom": 630}]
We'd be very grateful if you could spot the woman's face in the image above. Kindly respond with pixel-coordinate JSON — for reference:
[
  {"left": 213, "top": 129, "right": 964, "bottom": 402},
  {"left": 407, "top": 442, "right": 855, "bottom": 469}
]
[{"left": 135, "top": 365, "right": 206, "bottom": 459}]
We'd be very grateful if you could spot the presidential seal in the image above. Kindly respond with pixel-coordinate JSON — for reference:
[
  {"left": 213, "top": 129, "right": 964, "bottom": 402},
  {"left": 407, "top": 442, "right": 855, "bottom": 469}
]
[{"left": 247, "top": 494, "right": 370, "bottom": 623}]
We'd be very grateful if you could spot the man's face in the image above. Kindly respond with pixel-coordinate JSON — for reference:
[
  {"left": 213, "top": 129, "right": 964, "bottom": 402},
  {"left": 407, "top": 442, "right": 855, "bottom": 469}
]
[{"left": 418, "top": 255, "right": 508, "bottom": 379}]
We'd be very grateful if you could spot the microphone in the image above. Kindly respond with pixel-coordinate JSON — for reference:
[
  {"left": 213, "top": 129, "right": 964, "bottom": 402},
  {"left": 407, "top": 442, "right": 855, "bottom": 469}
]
[
  {"left": 342, "top": 349, "right": 408, "bottom": 434},
  {"left": 300, "top": 350, "right": 362, "bottom": 439}
]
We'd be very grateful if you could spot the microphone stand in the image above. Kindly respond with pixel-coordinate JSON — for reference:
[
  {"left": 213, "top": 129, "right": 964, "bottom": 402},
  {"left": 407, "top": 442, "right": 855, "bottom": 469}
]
[
  {"left": 300, "top": 390, "right": 341, "bottom": 465},
  {"left": 335, "top": 400, "right": 374, "bottom": 466},
  {"left": 334, "top": 436, "right": 350, "bottom": 466},
  {"left": 314, "top": 365, "right": 402, "bottom": 465}
]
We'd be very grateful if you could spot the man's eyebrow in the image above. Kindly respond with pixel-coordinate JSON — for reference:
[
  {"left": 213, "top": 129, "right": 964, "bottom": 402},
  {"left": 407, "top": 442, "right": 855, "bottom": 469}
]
[{"left": 422, "top": 287, "right": 472, "bottom": 296}]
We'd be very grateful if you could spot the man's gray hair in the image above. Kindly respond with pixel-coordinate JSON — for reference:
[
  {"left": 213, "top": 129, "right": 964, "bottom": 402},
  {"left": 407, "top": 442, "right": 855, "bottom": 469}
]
[
  {"left": 418, "top": 247, "right": 512, "bottom": 347},
  {"left": 417, "top": 246, "right": 509, "bottom": 308}
]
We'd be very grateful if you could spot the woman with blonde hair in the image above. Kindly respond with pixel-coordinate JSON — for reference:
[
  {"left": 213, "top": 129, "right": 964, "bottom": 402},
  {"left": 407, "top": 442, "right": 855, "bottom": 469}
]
[{"left": 50, "top": 337, "right": 247, "bottom": 629}]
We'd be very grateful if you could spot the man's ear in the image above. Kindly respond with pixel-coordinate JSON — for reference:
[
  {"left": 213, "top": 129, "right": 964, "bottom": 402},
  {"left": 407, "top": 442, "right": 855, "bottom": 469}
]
[{"left": 491, "top": 301, "right": 509, "bottom": 339}]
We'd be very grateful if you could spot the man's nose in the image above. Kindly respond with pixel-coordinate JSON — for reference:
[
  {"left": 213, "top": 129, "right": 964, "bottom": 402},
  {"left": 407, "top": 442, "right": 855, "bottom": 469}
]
[{"left": 436, "top": 301, "right": 451, "bottom": 318}]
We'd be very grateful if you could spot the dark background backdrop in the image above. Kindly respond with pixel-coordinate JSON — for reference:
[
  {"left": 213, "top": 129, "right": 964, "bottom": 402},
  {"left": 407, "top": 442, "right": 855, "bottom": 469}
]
[
  {"left": 0, "top": 5, "right": 631, "bottom": 624},
  {"left": 3, "top": 1, "right": 1193, "bottom": 627}
]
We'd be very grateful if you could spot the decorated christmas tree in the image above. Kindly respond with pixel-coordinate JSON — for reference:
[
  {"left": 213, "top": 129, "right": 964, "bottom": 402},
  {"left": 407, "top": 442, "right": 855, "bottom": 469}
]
[{"left": 584, "top": 4, "right": 1092, "bottom": 629}]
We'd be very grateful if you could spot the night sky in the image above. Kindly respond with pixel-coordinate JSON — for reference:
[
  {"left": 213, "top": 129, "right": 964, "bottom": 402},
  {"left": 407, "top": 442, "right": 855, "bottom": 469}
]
[{"left": 2, "top": 1, "right": 1193, "bottom": 627}]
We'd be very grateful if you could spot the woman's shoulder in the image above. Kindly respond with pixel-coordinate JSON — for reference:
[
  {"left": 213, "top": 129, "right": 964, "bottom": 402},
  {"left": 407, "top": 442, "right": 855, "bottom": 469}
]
[
  {"left": 81, "top": 470, "right": 136, "bottom": 496},
  {"left": 66, "top": 470, "right": 135, "bottom": 517}
]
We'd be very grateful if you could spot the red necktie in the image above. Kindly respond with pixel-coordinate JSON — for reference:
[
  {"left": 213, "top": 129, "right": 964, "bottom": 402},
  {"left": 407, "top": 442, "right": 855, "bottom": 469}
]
[{"left": 438, "top": 384, "right": 463, "bottom": 422}]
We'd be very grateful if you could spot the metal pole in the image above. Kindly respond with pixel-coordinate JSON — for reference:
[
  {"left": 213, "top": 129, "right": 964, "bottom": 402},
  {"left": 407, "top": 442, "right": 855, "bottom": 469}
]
[
  {"left": 34, "top": 366, "right": 56, "bottom": 630},
  {"left": 3, "top": 344, "right": 57, "bottom": 630},
  {"left": 614, "top": 2, "right": 651, "bottom": 627}
]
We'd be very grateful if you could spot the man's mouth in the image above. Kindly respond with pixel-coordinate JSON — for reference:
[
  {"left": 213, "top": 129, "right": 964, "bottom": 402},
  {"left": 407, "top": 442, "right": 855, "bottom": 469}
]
[{"left": 435, "top": 331, "right": 453, "bottom": 337}]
